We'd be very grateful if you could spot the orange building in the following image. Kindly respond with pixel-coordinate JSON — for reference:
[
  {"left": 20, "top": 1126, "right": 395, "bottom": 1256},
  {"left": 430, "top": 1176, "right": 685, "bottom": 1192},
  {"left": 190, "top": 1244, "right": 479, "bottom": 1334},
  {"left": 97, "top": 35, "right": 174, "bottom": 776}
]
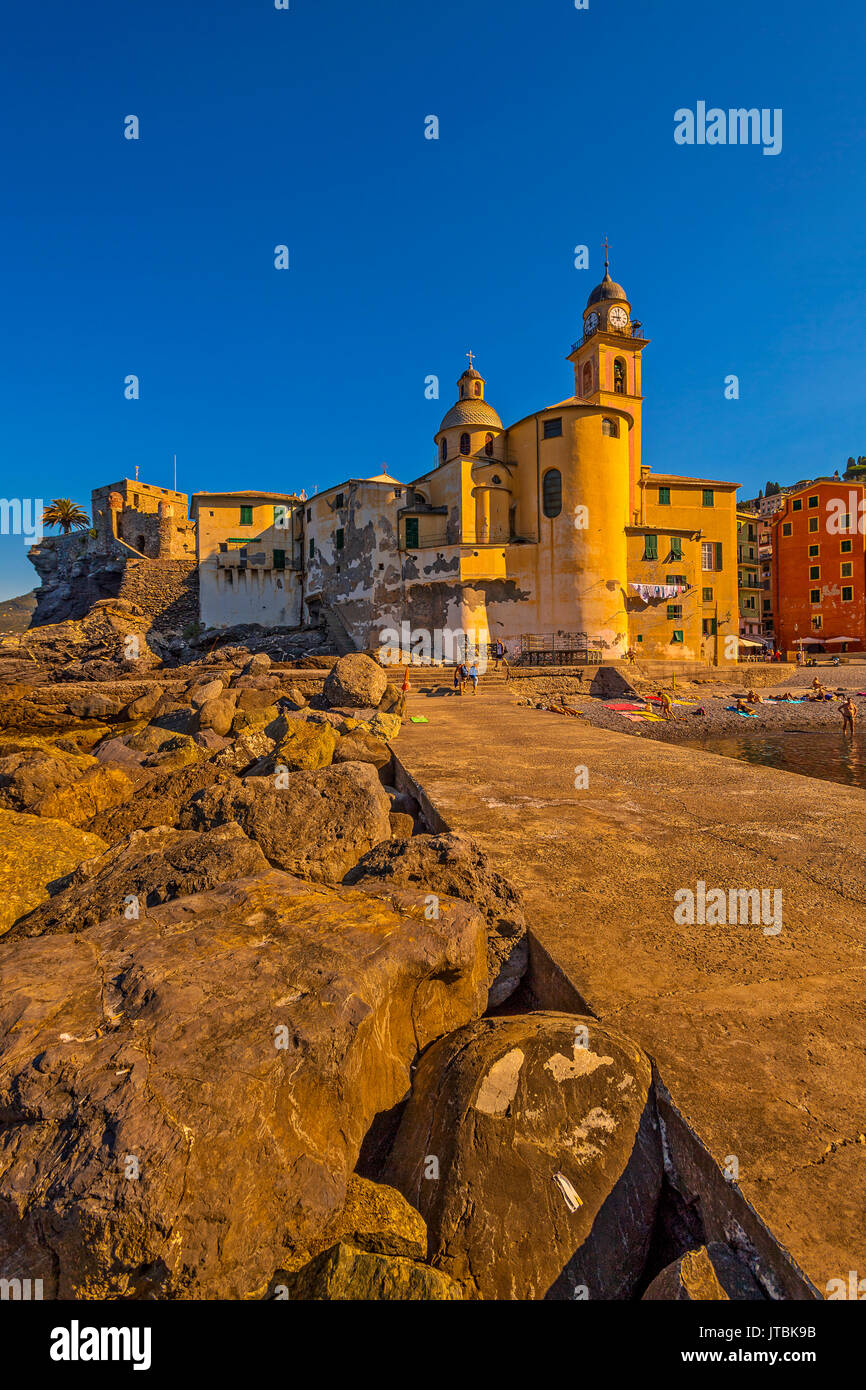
[{"left": 771, "top": 478, "right": 866, "bottom": 652}]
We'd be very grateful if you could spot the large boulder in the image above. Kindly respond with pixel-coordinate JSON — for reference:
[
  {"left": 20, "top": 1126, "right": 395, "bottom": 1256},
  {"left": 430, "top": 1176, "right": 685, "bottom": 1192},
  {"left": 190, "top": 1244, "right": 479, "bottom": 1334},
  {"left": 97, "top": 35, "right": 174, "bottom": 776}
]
[
  {"left": 0, "top": 870, "right": 488, "bottom": 1297},
  {"left": 0, "top": 748, "right": 96, "bottom": 813},
  {"left": 195, "top": 693, "right": 238, "bottom": 737},
  {"left": 122, "top": 683, "right": 164, "bottom": 721},
  {"left": 642, "top": 1244, "right": 766, "bottom": 1301},
  {"left": 333, "top": 728, "right": 392, "bottom": 776},
  {"left": 33, "top": 764, "right": 134, "bottom": 827},
  {"left": 86, "top": 764, "right": 238, "bottom": 842},
  {"left": 180, "top": 762, "right": 392, "bottom": 884},
  {"left": 6, "top": 823, "right": 269, "bottom": 939},
  {"left": 275, "top": 1242, "right": 462, "bottom": 1301},
  {"left": 381, "top": 1012, "right": 663, "bottom": 1300},
  {"left": 346, "top": 833, "right": 528, "bottom": 1006},
  {"left": 0, "top": 809, "right": 107, "bottom": 935},
  {"left": 323, "top": 654, "right": 387, "bottom": 710},
  {"left": 188, "top": 678, "right": 224, "bottom": 709},
  {"left": 267, "top": 718, "right": 337, "bottom": 772}
]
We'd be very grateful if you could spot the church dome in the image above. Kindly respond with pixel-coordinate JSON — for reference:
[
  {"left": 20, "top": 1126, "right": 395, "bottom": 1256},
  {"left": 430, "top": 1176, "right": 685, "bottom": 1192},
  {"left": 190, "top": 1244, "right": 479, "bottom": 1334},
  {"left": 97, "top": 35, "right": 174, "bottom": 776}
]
[
  {"left": 439, "top": 397, "right": 503, "bottom": 431},
  {"left": 586, "top": 269, "right": 628, "bottom": 307}
]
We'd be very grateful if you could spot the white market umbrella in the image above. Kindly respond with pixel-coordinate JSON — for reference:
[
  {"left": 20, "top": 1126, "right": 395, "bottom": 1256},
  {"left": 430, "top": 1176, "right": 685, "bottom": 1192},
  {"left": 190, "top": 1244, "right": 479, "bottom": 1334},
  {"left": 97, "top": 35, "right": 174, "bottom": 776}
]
[{"left": 823, "top": 636, "right": 859, "bottom": 644}]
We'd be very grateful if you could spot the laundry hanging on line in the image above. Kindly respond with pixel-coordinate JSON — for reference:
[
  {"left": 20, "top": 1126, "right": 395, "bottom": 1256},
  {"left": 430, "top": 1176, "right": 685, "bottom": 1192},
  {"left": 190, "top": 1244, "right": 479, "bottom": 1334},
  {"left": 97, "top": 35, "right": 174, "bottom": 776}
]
[{"left": 630, "top": 583, "right": 688, "bottom": 601}]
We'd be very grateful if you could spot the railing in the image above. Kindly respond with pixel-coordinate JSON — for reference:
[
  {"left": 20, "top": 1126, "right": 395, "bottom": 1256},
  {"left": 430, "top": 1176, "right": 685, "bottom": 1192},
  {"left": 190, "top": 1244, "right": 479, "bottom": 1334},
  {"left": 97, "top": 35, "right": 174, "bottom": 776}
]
[
  {"left": 518, "top": 632, "right": 605, "bottom": 665},
  {"left": 401, "top": 528, "right": 451, "bottom": 550},
  {"left": 571, "top": 321, "right": 647, "bottom": 353}
]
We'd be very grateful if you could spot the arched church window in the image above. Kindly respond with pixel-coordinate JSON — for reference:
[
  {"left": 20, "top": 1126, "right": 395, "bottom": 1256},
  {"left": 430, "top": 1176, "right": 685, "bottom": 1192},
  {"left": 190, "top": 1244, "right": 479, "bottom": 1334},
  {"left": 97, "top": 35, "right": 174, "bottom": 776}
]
[
  {"left": 602, "top": 417, "right": 619, "bottom": 437},
  {"left": 542, "top": 469, "right": 562, "bottom": 518},
  {"left": 474, "top": 381, "right": 482, "bottom": 396},
  {"left": 614, "top": 358, "right": 626, "bottom": 394},
  {"left": 582, "top": 363, "right": 593, "bottom": 397},
  {"left": 440, "top": 439, "right": 447, "bottom": 463},
  {"left": 459, "top": 433, "right": 471, "bottom": 455},
  {"left": 485, "top": 433, "right": 494, "bottom": 457}
]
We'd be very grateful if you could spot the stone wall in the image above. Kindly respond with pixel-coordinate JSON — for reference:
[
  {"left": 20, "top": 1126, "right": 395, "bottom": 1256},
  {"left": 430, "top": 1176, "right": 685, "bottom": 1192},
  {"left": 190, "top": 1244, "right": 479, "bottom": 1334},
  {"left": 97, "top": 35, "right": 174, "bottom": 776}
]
[{"left": 117, "top": 558, "right": 199, "bottom": 634}]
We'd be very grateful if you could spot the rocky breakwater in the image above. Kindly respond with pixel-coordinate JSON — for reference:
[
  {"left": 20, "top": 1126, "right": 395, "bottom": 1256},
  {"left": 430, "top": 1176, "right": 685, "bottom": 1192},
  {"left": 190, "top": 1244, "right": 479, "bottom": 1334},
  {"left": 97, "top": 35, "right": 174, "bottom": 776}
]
[{"left": 0, "top": 631, "right": 770, "bottom": 1299}]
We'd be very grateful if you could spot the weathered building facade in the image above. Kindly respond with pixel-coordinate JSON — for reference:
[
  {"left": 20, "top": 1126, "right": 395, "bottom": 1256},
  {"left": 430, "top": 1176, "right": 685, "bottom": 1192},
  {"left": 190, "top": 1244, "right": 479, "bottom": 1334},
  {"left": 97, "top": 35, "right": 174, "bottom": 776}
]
[{"left": 192, "top": 491, "right": 304, "bottom": 631}]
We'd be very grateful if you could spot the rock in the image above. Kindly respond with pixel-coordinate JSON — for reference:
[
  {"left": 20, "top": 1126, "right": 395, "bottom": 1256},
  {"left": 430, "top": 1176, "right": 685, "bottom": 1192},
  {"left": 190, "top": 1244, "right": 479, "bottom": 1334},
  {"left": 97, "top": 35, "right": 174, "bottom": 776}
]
[
  {"left": 6, "top": 823, "right": 269, "bottom": 939},
  {"left": 0, "top": 748, "right": 96, "bottom": 813},
  {"left": 0, "top": 809, "right": 107, "bottom": 935},
  {"left": 0, "top": 869, "right": 487, "bottom": 1297},
  {"left": 86, "top": 764, "right": 237, "bottom": 842},
  {"left": 389, "top": 812, "right": 415, "bottom": 839},
  {"left": 243, "top": 652, "right": 272, "bottom": 676},
  {"left": 368, "top": 711, "right": 401, "bottom": 741},
  {"left": 333, "top": 728, "right": 392, "bottom": 774},
  {"left": 273, "top": 1243, "right": 462, "bottom": 1301},
  {"left": 189, "top": 679, "right": 224, "bottom": 708},
  {"left": 140, "top": 733, "right": 203, "bottom": 772},
  {"left": 34, "top": 765, "right": 134, "bottom": 827},
  {"left": 378, "top": 681, "right": 405, "bottom": 715},
  {"left": 323, "top": 654, "right": 387, "bottom": 710},
  {"left": 345, "top": 833, "right": 528, "bottom": 1007},
  {"left": 643, "top": 1244, "right": 766, "bottom": 1301},
  {"left": 268, "top": 718, "right": 337, "bottom": 772},
  {"left": 196, "top": 694, "right": 238, "bottom": 737},
  {"left": 123, "top": 684, "right": 164, "bottom": 721},
  {"left": 269, "top": 1173, "right": 428, "bottom": 1278},
  {"left": 211, "top": 729, "right": 276, "bottom": 775},
  {"left": 180, "top": 762, "right": 392, "bottom": 884},
  {"left": 236, "top": 687, "right": 278, "bottom": 714},
  {"left": 230, "top": 703, "right": 280, "bottom": 736},
  {"left": 381, "top": 1012, "right": 663, "bottom": 1300},
  {"left": 283, "top": 686, "right": 308, "bottom": 708}
]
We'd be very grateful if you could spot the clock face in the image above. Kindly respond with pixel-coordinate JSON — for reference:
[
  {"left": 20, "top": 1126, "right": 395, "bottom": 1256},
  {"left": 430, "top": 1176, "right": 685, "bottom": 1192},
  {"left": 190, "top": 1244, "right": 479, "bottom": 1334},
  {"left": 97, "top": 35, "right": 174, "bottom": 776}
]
[
  {"left": 585, "top": 312, "right": 599, "bottom": 334},
  {"left": 608, "top": 306, "right": 628, "bottom": 329}
]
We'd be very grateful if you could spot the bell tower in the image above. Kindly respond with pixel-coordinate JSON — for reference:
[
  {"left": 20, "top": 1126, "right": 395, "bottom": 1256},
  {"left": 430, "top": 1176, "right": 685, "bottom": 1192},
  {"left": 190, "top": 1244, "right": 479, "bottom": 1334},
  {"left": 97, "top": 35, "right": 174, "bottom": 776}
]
[{"left": 567, "top": 243, "right": 649, "bottom": 498}]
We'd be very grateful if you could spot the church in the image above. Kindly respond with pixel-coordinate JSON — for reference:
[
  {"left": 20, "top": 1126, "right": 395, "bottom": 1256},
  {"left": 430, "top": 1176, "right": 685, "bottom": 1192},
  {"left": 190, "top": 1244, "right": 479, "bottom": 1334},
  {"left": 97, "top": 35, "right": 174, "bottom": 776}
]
[{"left": 195, "top": 258, "right": 740, "bottom": 665}]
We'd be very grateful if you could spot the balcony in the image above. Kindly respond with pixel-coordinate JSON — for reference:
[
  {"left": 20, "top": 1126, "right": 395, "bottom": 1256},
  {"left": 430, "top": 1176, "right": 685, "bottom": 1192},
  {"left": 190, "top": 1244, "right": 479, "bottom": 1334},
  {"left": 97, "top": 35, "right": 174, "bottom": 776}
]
[{"left": 571, "top": 321, "right": 648, "bottom": 353}]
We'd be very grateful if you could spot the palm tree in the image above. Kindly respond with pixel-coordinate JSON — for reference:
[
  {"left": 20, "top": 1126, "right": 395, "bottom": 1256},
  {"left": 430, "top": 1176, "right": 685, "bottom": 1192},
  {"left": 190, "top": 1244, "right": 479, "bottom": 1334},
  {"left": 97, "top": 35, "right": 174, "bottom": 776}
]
[{"left": 41, "top": 499, "right": 91, "bottom": 534}]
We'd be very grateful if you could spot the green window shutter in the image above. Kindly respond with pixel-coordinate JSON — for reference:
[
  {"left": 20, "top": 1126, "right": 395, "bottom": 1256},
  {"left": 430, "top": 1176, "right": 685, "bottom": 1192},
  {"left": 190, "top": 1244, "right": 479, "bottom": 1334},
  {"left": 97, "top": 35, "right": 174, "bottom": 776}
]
[
  {"left": 336, "top": 528, "right": 345, "bottom": 550},
  {"left": 272, "top": 548, "right": 285, "bottom": 570},
  {"left": 659, "top": 487, "right": 671, "bottom": 505},
  {"left": 643, "top": 534, "right": 658, "bottom": 560},
  {"left": 702, "top": 490, "right": 714, "bottom": 507},
  {"left": 405, "top": 517, "right": 419, "bottom": 548},
  {"left": 308, "top": 538, "right": 314, "bottom": 558},
  {"left": 672, "top": 630, "right": 684, "bottom": 643},
  {"left": 240, "top": 505, "right": 253, "bottom": 526},
  {"left": 670, "top": 536, "right": 683, "bottom": 560}
]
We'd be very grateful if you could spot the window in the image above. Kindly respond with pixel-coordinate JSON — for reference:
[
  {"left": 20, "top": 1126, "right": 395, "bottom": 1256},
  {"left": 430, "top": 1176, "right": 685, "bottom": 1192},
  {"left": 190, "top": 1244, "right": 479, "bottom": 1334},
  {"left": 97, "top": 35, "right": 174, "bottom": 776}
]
[
  {"left": 702, "top": 541, "right": 722, "bottom": 570},
  {"left": 542, "top": 469, "right": 562, "bottom": 518},
  {"left": 666, "top": 574, "right": 686, "bottom": 586},
  {"left": 672, "top": 630, "right": 684, "bottom": 644},
  {"left": 745, "top": 596, "right": 756, "bottom": 610},
  {"left": 614, "top": 358, "right": 626, "bottom": 394},
  {"left": 636, "top": 634, "right": 643, "bottom": 642},
  {"left": 809, "top": 565, "right": 820, "bottom": 580},
  {"left": 842, "top": 586, "right": 854, "bottom": 602},
  {"left": 810, "top": 589, "right": 820, "bottom": 604},
  {"left": 667, "top": 604, "right": 682, "bottom": 620},
  {"left": 240, "top": 505, "right": 253, "bottom": 526},
  {"left": 782, "top": 522, "right": 793, "bottom": 536},
  {"left": 792, "top": 499, "right": 802, "bottom": 511},
  {"left": 334, "top": 492, "right": 344, "bottom": 509},
  {"left": 336, "top": 528, "right": 344, "bottom": 550},
  {"left": 763, "top": 599, "right": 771, "bottom": 611},
  {"left": 808, "top": 544, "right": 819, "bottom": 557},
  {"left": 812, "top": 615, "right": 823, "bottom": 629},
  {"left": 841, "top": 539, "right": 853, "bottom": 553},
  {"left": 702, "top": 586, "right": 713, "bottom": 601},
  {"left": 440, "top": 439, "right": 447, "bottom": 463},
  {"left": 842, "top": 561, "right": 853, "bottom": 578},
  {"left": 133, "top": 493, "right": 139, "bottom": 507},
  {"left": 308, "top": 538, "right": 315, "bottom": 558},
  {"left": 702, "top": 490, "right": 714, "bottom": 508},
  {"left": 405, "top": 517, "right": 419, "bottom": 548},
  {"left": 602, "top": 417, "right": 619, "bottom": 437},
  {"left": 485, "top": 432, "right": 495, "bottom": 456},
  {"left": 669, "top": 536, "right": 683, "bottom": 560},
  {"left": 474, "top": 381, "right": 481, "bottom": 396},
  {"left": 582, "top": 363, "right": 593, "bottom": 396},
  {"left": 659, "top": 487, "right": 671, "bottom": 506},
  {"left": 272, "top": 548, "right": 285, "bottom": 570},
  {"left": 809, "top": 517, "right": 818, "bottom": 532},
  {"left": 643, "top": 534, "right": 658, "bottom": 561},
  {"left": 543, "top": 417, "right": 562, "bottom": 439},
  {"left": 702, "top": 617, "right": 717, "bottom": 635},
  {"left": 306, "top": 507, "right": 311, "bottom": 522},
  {"left": 808, "top": 495, "right": 819, "bottom": 508},
  {"left": 459, "top": 433, "right": 471, "bottom": 455}
]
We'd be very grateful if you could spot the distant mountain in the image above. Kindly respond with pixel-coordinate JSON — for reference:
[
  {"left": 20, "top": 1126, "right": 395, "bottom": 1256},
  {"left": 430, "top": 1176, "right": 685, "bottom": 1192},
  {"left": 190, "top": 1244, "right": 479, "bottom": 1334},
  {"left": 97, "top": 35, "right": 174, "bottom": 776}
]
[{"left": 0, "top": 590, "right": 38, "bottom": 633}]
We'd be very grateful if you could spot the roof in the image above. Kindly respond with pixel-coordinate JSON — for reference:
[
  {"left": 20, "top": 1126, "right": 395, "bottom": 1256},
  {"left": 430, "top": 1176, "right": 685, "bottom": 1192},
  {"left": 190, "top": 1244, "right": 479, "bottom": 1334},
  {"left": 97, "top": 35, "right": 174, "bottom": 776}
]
[
  {"left": 192, "top": 490, "right": 301, "bottom": 502},
  {"left": 587, "top": 270, "right": 629, "bottom": 307},
  {"left": 646, "top": 474, "right": 739, "bottom": 489},
  {"left": 438, "top": 398, "right": 504, "bottom": 432}
]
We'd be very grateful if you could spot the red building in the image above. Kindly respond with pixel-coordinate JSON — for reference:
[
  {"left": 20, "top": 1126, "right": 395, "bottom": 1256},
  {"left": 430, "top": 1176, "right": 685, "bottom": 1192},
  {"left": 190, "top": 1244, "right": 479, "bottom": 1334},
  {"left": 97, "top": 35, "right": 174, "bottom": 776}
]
[{"left": 772, "top": 478, "right": 866, "bottom": 653}]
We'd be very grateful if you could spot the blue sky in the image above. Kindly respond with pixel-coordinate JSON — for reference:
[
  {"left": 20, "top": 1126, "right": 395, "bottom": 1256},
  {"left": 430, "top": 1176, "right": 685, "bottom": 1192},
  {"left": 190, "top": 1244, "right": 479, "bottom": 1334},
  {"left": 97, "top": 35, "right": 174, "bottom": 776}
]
[{"left": 1, "top": 0, "right": 865, "bottom": 599}]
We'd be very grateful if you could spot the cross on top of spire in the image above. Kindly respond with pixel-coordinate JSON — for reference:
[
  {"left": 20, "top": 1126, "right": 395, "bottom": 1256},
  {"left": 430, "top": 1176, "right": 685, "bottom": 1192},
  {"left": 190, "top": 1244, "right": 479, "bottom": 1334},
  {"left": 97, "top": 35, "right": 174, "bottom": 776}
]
[
  {"left": 602, "top": 236, "right": 611, "bottom": 273},
  {"left": 466, "top": 348, "right": 476, "bottom": 369}
]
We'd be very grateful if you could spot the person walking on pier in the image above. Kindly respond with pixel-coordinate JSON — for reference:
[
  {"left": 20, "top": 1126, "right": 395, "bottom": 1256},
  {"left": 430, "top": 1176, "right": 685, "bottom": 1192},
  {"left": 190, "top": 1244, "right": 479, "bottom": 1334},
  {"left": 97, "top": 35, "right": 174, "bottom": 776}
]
[
  {"left": 468, "top": 662, "right": 480, "bottom": 695},
  {"left": 454, "top": 661, "right": 468, "bottom": 696}
]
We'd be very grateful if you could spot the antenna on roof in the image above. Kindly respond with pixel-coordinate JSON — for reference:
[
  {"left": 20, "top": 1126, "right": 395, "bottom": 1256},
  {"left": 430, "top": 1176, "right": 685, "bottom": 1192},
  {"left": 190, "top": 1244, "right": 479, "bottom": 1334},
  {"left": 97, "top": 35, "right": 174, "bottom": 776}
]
[{"left": 173, "top": 454, "right": 177, "bottom": 491}]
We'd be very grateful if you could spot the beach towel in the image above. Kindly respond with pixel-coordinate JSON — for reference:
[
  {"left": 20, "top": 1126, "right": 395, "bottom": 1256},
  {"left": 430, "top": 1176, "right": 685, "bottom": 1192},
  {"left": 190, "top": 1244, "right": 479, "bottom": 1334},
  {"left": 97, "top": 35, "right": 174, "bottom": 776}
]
[
  {"left": 725, "top": 706, "right": 757, "bottom": 716},
  {"left": 641, "top": 712, "right": 663, "bottom": 721},
  {"left": 605, "top": 702, "right": 647, "bottom": 711},
  {"left": 409, "top": 716, "right": 429, "bottom": 724},
  {"left": 615, "top": 712, "right": 645, "bottom": 722}
]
